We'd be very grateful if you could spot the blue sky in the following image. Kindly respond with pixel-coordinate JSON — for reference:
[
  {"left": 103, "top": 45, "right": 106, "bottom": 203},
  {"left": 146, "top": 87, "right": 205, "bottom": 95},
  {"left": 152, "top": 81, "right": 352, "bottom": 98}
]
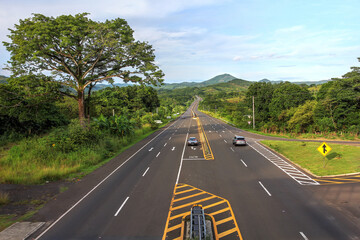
[{"left": 1, "top": 0, "right": 360, "bottom": 83}]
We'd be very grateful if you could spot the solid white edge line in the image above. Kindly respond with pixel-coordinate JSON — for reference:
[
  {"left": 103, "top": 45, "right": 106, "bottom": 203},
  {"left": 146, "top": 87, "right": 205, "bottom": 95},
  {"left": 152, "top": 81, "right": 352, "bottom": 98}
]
[
  {"left": 241, "top": 159, "right": 248, "bottom": 167},
  {"left": 248, "top": 142, "right": 319, "bottom": 185},
  {"left": 114, "top": 197, "right": 129, "bottom": 216},
  {"left": 142, "top": 167, "right": 150, "bottom": 177},
  {"left": 176, "top": 132, "right": 189, "bottom": 185},
  {"left": 259, "top": 181, "right": 272, "bottom": 196},
  {"left": 35, "top": 118, "right": 178, "bottom": 240},
  {"left": 300, "top": 232, "right": 309, "bottom": 240}
]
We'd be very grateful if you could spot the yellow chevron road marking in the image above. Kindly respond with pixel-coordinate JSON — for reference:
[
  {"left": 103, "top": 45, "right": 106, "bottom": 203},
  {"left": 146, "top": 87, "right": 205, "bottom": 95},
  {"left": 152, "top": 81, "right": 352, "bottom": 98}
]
[{"left": 163, "top": 184, "right": 243, "bottom": 240}]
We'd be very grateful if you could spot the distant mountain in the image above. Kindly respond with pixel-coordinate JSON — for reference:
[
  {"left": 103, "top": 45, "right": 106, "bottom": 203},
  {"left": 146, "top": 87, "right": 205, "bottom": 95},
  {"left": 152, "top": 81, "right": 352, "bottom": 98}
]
[
  {"left": 160, "top": 74, "right": 237, "bottom": 90},
  {"left": 200, "top": 78, "right": 252, "bottom": 95},
  {"left": 259, "top": 78, "right": 330, "bottom": 85},
  {"left": 0, "top": 75, "right": 8, "bottom": 84},
  {"left": 200, "top": 74, "right": 237, "bottom": 86},
  {"left": 90, "top": 83, "right": 132, "bottom": 91}
]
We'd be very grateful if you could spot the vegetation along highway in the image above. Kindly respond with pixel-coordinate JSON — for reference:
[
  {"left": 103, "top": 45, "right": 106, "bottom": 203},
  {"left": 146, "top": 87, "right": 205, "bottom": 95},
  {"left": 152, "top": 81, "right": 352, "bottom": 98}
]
[{"left": 0, "top": 10, "right": 359, "bottom": 240}]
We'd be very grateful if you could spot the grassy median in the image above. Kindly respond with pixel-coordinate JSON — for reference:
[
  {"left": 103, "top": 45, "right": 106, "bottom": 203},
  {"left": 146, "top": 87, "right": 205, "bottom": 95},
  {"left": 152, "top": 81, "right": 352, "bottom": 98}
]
[{"left": 261, "top": 140, "right": 360, "bottom": 176}]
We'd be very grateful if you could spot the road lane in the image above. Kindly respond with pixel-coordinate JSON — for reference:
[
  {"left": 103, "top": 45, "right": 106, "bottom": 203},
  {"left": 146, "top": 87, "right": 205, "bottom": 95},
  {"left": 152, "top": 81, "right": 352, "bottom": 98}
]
[
  {"left": 178, "top": 105, "right": 360, "bottom": 240},
  {"left": 36, "top": 107, "right": 194, "bottom": 239},
  {"left": 33, "top": 99, "right": 360, "bottom": 240}
]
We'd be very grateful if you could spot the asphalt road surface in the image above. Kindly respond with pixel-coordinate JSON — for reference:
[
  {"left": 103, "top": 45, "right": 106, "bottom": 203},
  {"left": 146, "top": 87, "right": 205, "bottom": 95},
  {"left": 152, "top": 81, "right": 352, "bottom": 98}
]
[{"left": 33, "top": 99, "right": 360, "bottom": 240}]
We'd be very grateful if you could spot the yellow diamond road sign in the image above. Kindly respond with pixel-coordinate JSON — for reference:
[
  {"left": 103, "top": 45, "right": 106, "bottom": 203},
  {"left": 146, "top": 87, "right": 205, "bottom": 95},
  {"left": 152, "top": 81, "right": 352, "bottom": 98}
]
[{"left": 317, "top": 142, "right": 332, "bottom": 157}]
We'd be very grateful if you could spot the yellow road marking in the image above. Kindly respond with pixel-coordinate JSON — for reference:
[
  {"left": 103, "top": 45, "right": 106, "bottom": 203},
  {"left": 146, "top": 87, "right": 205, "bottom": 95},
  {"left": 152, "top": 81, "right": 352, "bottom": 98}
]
[
  {"left": 331, "top": 177, "right": 360, "bottom": 181},
  {"left": 209, "top": 207, "right": 230, "bottom": 216},
  {"left": 313, "top": 176, "right": 360, "bottom": 185},
  {"left": 163, "top": 184, "right": 243, "bottom": 240},
  {"left": 314, "top": 179, "right": 345, "bottom": 184},
  {"left": 162, "top": 185, "right": 178, "bottom": 240},
  {"left": 171, "top": 195, "right": 217, "bottom": 210},
  {"left": 166, "top": 223, "right": 182, "bottom": 232},
  {"left": 218, "top": 228, "right": 238, "bottom": 238},
  {"left": 169, "top": 212, "right": 188, "bottom": 220},
  {"left": 173, "top": 192, "right": 206, "bottom": 203},
  {"left": 195, "top": 116, "right": 214, "bottom": 160},
  {"left": 216, "top": 216, "right": 233, "bottom": 226},
  {"left": 175, "top": 185, "right": 188, "bottom": 190},
  {"left": 175, "top": 188, "right": 197, "bottom": 195},
  {"left": 203, "top": 200, "right": 227, "bottom": 210}
]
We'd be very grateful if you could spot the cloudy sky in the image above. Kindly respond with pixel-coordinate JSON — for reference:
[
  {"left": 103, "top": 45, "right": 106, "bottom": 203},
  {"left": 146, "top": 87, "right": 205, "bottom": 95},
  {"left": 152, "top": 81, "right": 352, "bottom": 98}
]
[{"left": 1, "top": 0, "right": 360, "bottom": 83}]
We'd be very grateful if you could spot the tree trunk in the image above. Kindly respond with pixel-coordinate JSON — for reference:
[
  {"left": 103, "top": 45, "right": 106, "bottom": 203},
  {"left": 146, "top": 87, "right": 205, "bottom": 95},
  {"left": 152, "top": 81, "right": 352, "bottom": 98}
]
[{"left": 78, "top": 89, "right": 86, "bottom": 128}]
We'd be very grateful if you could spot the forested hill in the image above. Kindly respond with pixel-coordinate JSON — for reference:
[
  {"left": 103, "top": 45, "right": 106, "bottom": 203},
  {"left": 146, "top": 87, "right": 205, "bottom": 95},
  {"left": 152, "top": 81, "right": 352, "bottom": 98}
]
[
  {"left": 259, "top": 78, "right": 330, "bottom": 85},
  {"left": 159, "top": 73, "right": 237, "bottom": 90},
  {"left": 0, "top": 75, "right": 8, "bottom": 84},
  {"left": 159, "top": 74, "right": 330, "bottom": 90}
]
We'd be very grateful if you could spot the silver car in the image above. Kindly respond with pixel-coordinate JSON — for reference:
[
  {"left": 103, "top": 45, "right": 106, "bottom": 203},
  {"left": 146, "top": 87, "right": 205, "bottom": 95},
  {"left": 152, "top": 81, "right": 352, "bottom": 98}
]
[
  {"left": 187, "top": 137, "right": 199, "bottom": 146},
  {"left": 233, "top": 136, "right": 246, "bottom": 146}
]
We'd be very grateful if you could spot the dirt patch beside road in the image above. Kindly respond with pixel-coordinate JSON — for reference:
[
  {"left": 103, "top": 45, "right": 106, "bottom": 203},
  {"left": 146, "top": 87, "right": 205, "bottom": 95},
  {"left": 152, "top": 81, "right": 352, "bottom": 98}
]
[{"left": 0, "top": 180, "right": 73, "bottom": 231}]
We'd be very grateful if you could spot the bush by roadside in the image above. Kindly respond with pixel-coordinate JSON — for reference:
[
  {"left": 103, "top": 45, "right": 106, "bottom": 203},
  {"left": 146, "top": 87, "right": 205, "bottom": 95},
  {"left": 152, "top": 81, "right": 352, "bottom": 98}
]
[{"left": 0, "top": 119, "right": 164, "bottom": 185}]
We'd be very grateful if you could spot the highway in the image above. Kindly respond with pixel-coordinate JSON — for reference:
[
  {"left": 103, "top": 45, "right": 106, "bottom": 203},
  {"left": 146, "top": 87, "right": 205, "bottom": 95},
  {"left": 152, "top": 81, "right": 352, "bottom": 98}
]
[{"left": 33, "top": 99, "right": 360, "bottom": 240}]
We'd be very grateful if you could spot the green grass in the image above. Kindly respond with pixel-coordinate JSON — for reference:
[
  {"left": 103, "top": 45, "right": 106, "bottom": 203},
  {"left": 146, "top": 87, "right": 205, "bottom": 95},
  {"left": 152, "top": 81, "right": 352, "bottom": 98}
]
[
  {"left": 0, "top": 192, "right": 9, "bottom": 205},
  {"left": 0, "top": 123, "right": 167, "bottom": 185},
  {"left": 261, "top": 140, "right": 360, "bottom": 176}
]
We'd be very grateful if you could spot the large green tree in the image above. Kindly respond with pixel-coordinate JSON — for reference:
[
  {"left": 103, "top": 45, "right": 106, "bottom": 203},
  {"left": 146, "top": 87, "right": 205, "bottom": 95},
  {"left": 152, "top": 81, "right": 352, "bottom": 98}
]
[
  {"left": 245, "top": 82, "right": 275, "bottom": 126},
  {"left": 3, "top": 13, "right": 164, "bottom": 126},
  {"left": 0, "top": 75, "right": 66, "bottom": 135},
  {"left": 93, "top": 85, "right": 160, "bottom": 116},
  {"left": 315, "top": 60, "right": 360, "bottom": 132},
  {"left": 269, "top": 82, "right": 313, "bottom": 119}
]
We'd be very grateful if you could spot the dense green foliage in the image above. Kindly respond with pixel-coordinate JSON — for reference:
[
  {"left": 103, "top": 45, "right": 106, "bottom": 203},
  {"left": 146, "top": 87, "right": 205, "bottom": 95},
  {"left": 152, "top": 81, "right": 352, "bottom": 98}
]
[
  {"left": 198, "top": 60, "right": 360, "bottom": 135},
  {"left": 0, "top": 13, "right": 182, "bottom": 185},
  {"left": 93, "top": 85, "right": 160, "bottom": 116},
  {"left": 3, "top": 13, "right": 163, "bottom": 125},
  {"left": 0, "top": 75, "right": 7, "bottom": 84},
  {"left": 0, "top": 120, "right": 158, "bottom": 184},
  {"left": 0, "top": 75, "right": 67, "bottom": 138}
]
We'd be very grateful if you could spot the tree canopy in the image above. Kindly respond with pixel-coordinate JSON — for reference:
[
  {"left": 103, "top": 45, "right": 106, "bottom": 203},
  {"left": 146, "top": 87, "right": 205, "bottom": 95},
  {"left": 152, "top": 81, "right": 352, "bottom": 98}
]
[{"left": 3, "top": 13, "right": 164, "bottom": 125}]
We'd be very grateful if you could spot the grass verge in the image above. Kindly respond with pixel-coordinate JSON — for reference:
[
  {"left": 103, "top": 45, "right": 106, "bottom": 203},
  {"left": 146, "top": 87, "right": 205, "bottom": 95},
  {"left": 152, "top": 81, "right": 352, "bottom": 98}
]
[
  {"left": 261, "top": 140, "right": 360, "bottom": 176},
  {"left": 0, "top": 120, "right": 171, "bottom": 185}
]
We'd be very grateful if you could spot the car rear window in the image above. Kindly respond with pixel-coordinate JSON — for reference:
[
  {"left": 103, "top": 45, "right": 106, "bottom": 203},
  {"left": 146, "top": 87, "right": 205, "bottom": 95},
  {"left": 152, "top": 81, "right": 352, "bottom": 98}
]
[{"left": 236, "top": 137, "right": 245, "bottom": 140}]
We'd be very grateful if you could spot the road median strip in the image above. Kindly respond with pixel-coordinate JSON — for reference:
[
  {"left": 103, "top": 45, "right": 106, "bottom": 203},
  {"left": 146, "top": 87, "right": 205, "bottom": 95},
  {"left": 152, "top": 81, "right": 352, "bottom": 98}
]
[{"left": 196, "top": 117, "right": 214, "bottom": 160}]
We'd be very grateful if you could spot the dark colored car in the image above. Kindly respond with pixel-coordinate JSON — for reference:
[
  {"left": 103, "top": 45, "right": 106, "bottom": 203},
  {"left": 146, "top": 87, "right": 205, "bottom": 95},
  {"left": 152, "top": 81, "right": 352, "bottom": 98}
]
[
  {"left": 187, "top": 137, "right": 199, "bottom": 146},
  {"left": 232, "top": 136, "right": 246, "bottom": 146}
]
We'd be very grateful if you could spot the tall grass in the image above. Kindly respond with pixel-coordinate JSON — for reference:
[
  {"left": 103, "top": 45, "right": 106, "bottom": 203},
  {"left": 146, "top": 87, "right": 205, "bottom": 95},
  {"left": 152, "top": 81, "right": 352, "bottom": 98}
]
[
  {"left": 0, "top": 192, "right": 9, "bottom": 205},
  {"left": 0, "top": 123, "right": 156, "bottom": 184}
]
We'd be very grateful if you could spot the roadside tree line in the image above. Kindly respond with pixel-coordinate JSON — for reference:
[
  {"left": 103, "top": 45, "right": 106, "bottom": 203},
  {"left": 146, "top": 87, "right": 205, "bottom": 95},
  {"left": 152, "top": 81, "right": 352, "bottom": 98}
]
[{"left": 199, "top": 59, "right": 360, "bottom": 135}]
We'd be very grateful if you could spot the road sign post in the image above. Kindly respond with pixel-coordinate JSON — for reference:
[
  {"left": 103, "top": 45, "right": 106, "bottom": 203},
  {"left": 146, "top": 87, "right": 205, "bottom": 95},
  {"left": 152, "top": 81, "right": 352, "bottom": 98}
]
[{"left": 317, "top": 142, "right": 332, "bottom": 168}]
